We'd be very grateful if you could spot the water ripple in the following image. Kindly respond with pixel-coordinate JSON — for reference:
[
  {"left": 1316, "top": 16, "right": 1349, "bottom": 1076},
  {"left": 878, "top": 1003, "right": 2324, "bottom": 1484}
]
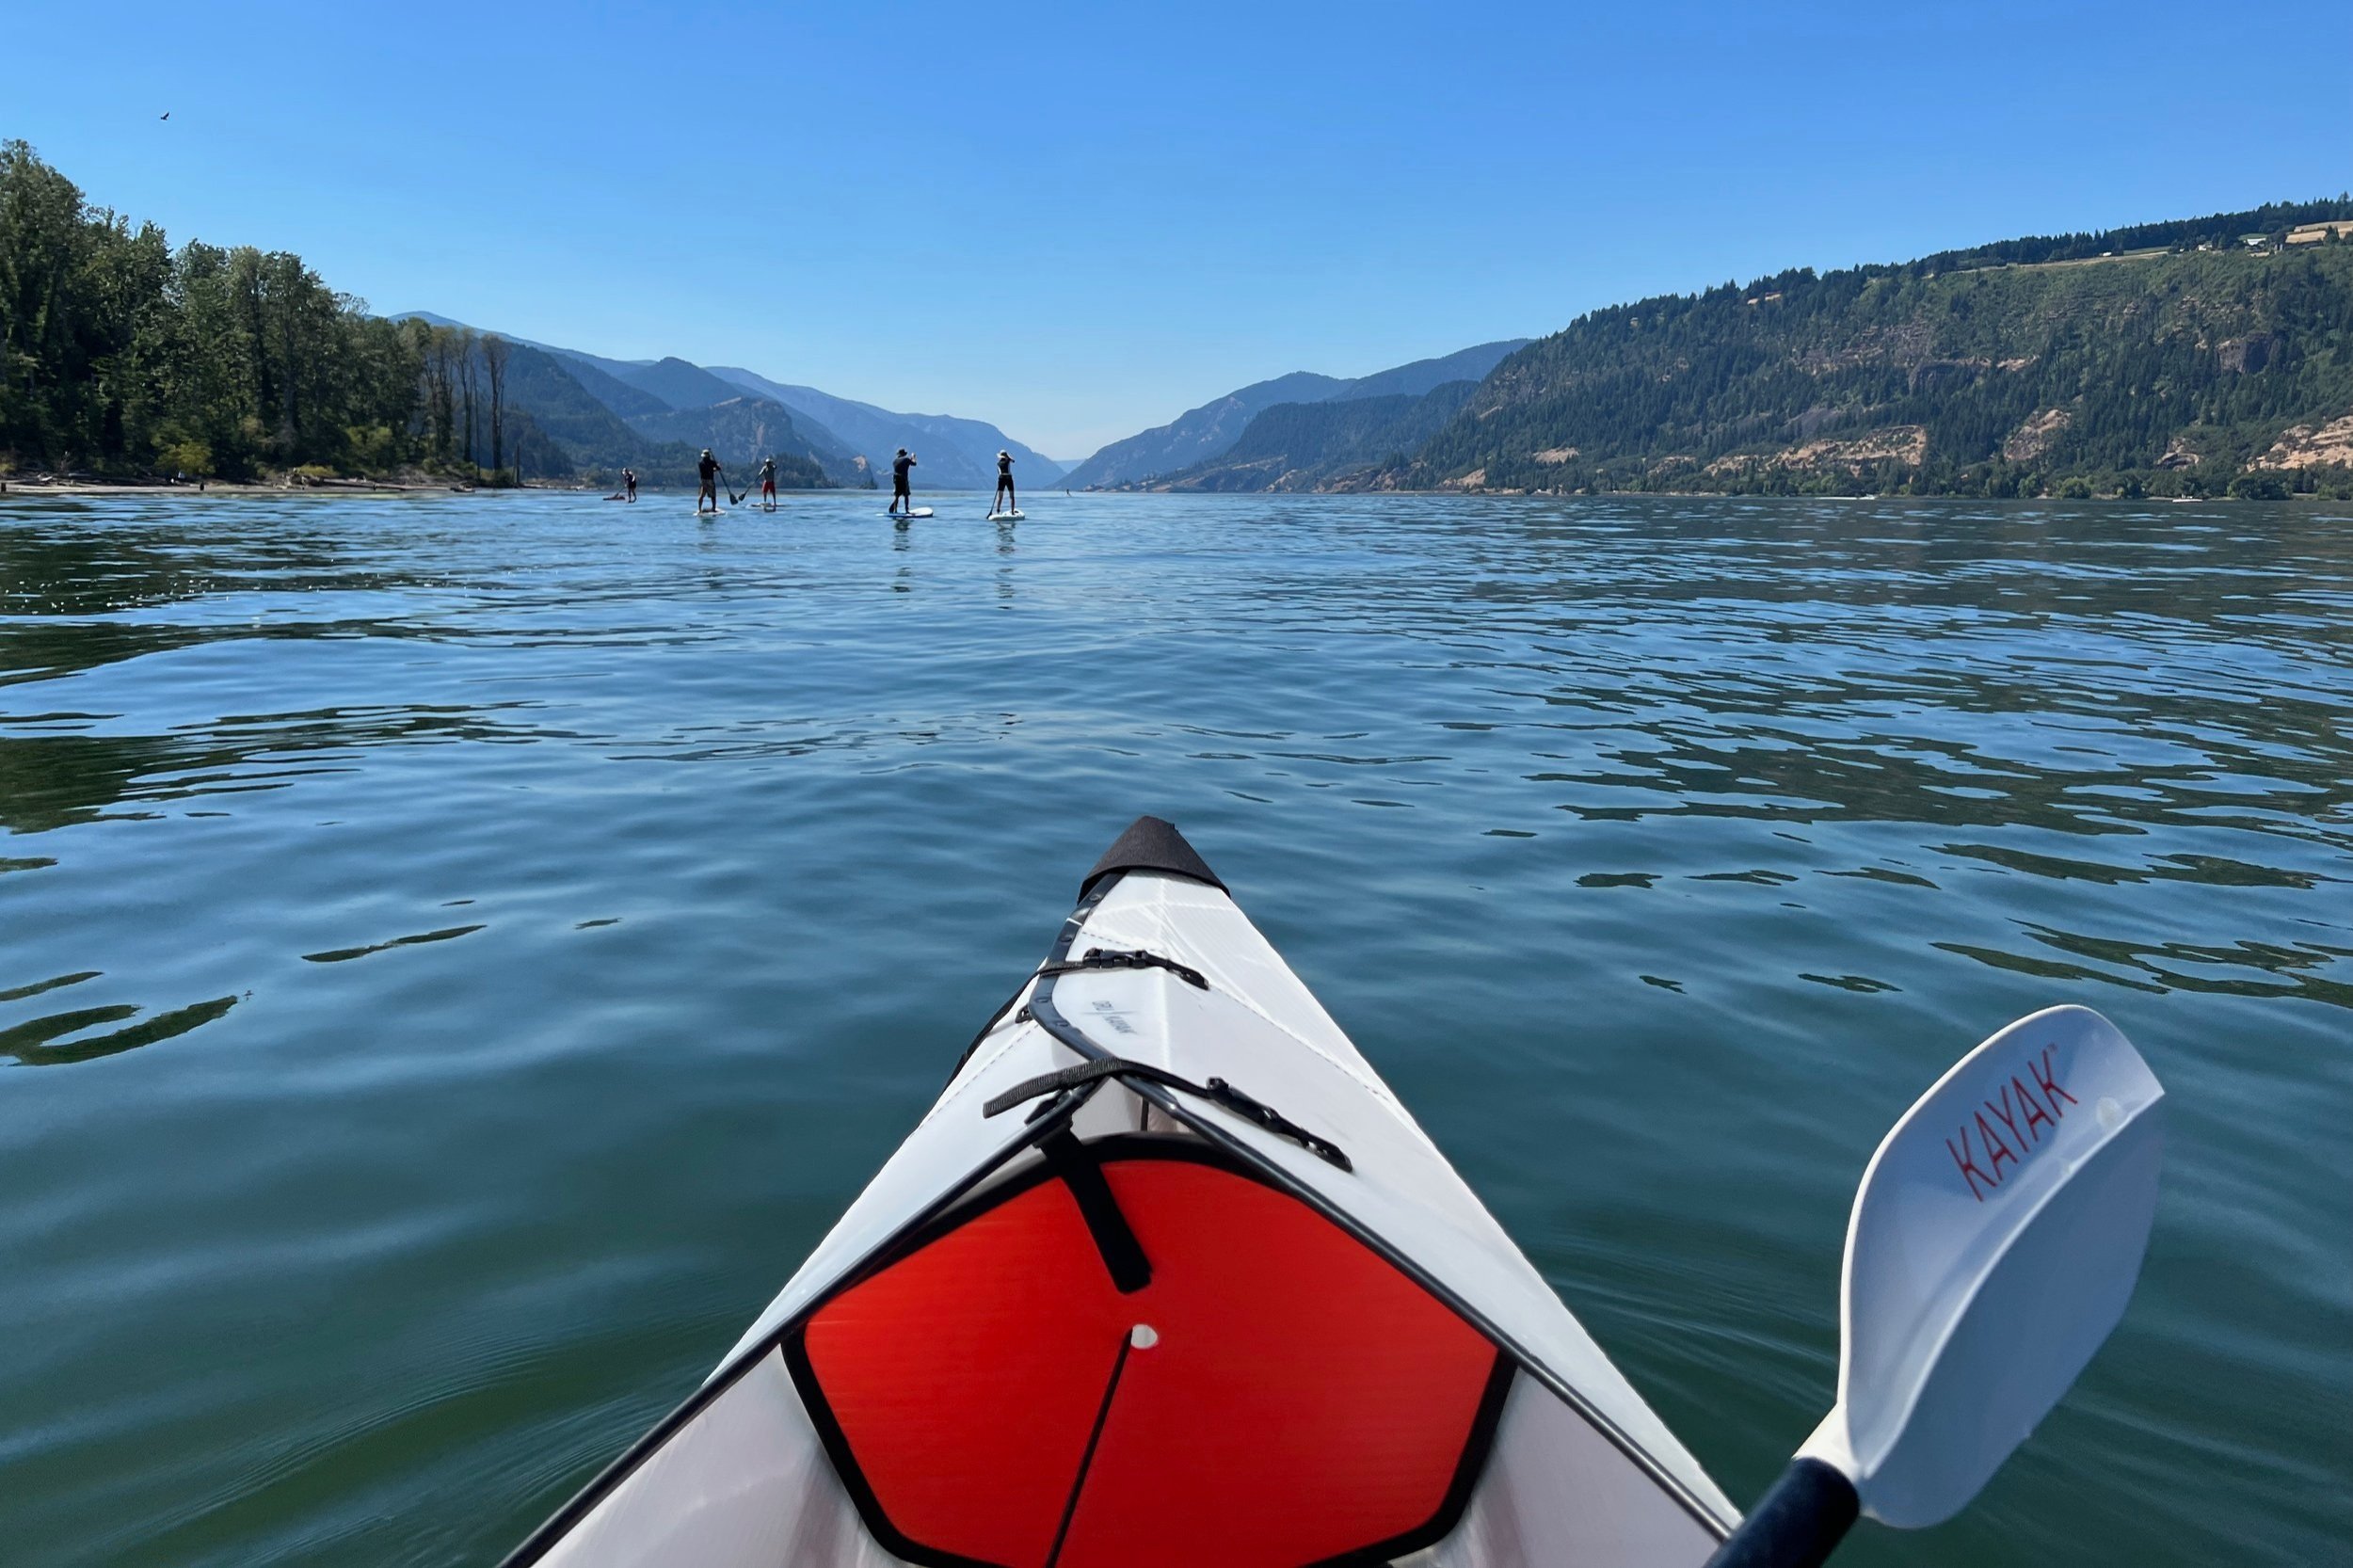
[{"left": 0, "top": 489, "right": 2346, "bottom": 1566}]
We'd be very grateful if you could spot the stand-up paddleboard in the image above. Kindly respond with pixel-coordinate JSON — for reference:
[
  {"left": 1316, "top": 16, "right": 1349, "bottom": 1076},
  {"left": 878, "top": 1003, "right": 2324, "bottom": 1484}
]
[
  {"left": 498, "top": 818, "right": 2161, "bottom": 1568},
  {"left": 888, "top": 506, "right": 935, "bottom": 519},
  {"left": 988, "top": 508, "right": 1025, "bottom": 520}
]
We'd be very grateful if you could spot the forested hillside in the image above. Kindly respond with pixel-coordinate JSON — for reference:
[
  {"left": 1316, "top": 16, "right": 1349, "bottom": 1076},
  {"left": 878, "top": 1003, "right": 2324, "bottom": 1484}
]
[
  {"left": 1059, "top": 372, "right": 1347, "bottom": 488},
  {"left": 1063, "top": 340, "right": 1528, "bottom": 488},
  {"left": 1156, "top": 382, "right": 1477, "bottom": 491},
  {"left": 1392, "top": 210, "right": 2353, "bottom": 499},
  {"left": 540, "top": 352, "right": 671, "bottom": 420}
]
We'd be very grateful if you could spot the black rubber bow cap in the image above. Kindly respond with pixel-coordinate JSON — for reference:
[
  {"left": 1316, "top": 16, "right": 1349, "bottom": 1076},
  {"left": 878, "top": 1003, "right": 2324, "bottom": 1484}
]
[{"left": 1080, "top": 816, "right": 1227, "bottom": 898}]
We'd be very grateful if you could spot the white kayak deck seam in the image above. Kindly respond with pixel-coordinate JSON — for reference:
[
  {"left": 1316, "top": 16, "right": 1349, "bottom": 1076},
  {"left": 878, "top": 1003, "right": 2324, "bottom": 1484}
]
[
  {"left": 1085, "top": 902, "right": 1422, "bottom": 1137},
  {"left": 923, "top": 1005, "right": 1045, "bottom": 1127}
]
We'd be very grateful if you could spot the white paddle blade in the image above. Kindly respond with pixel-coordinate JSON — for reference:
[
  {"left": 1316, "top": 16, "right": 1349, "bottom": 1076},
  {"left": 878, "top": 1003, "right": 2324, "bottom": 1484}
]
[{"left": 1803, "top": 1005, "right": 2163, "bottom": 1528}]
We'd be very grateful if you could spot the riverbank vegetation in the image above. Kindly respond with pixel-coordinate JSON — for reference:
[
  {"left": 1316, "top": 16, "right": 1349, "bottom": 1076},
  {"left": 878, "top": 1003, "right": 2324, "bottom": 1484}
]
[
  {"left": 0, "top": 142, "right": 521, "bottom": 484},
  {"left": 0, "top": 142, "right": 807, "bottom": 490}
]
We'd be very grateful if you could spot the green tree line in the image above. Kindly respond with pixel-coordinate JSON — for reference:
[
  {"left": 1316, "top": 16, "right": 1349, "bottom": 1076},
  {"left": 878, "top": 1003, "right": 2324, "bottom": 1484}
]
[
  {"left": 1, "top": 140, "right": 532, "bottom": 482},
  {"left": 1913, "top": 197, "right": 2353, "bottom": 272}
]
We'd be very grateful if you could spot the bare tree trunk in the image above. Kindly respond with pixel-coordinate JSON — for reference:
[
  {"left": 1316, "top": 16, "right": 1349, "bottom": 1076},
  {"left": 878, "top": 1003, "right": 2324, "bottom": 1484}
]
[
  {"left": 441, "top": 346, "right": 455, "bottom": 461},
  {"left": 457, "top": 328, "right": 478, "bottom": 469},
  {"left": 431, "top": 335, "right": 455, "bottom": 461},
  {"left": 483, "top": 334, "right": 510, "bottom": 478}
]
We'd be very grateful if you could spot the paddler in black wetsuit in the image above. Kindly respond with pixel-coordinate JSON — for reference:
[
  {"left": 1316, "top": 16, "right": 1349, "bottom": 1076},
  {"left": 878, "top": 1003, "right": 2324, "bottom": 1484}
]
[
  {"left": 623, "top": 467, "right": 637, "bottom": 503},
  {"left": 696, "top": 449, "right": 722, "bottom": 514},
  {"left": 888, "top": 448, "right": 917, "bottom": 515},
  {"left": 758, "top": 456, "right": 778, "bottom": 510},
  {"left": 993, "top": 450, "right": 1016, "bottom": 515}
]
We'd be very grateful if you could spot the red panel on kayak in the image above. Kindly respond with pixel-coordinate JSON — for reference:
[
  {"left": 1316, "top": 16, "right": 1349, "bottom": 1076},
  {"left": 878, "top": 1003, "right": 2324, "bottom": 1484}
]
[{"left": 798, "top": 1145, "right": 1503, "bottom": 1568}]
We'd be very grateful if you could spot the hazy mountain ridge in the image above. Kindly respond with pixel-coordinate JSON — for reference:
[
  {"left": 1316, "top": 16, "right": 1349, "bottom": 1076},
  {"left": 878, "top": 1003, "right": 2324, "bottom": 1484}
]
[
  {"left": 476, "top": 342, "right": 701, "bottom": 482},
  {"left": 627, "top": 397, "right": 861, "bottom": 488},
  {"left": 538, "top": 354, "right": 671, "bottom": 421},
  {"left": 1062, "top": 342, "right": 1528, "bottom": 488},
  {"left": 1335, "top": 342, "right": 1534, "bottom": 401},
  {"left": 490, "top": 342, "right": 649, "bottom": 468},
  {"left": 1145, "top": 382, "right": 1480, "bottom": 492},
  {"left": 588, "top": 356, "right": 747, "bottom": 413},
  {"left": 1059, "top": 373, "right": 1345, "bottom": 489},
  {"left": 393, "top": 312, "right": 1038, "bottom": 489},
  {"left": 708, "top": 369, "right": 1062, "bottom": 489},
  {"left": 391, "top": 316, "right": 840, "bottom": 487}
]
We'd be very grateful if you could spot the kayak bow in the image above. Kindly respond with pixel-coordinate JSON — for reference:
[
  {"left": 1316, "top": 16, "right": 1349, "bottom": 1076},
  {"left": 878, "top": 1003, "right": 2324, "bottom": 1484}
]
[{"left": 502, "top": 816, "right": 1735, "bottom": 1567}]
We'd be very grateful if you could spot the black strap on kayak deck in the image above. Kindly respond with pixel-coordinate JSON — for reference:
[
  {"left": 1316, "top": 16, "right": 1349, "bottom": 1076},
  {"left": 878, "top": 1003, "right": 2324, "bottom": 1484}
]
[
  {"left": 985, "top": 1057, "right": 1353, "bottom": 1172},
  {"left": 1041, "top": 1129, "right": 1152, "bottom": 1293},
  {"left": 945, "top": 948, "right": 1208, "bottom": 1088},
  {"left": 1036, "top": 947, "right": 1209, "bottom": 990}
]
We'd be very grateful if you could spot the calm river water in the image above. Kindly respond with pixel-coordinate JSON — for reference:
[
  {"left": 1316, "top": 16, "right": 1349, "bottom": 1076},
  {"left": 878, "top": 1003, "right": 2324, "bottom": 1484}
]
[{"left": 1, "top": 489, "right": 2346, "bottom": 1566}]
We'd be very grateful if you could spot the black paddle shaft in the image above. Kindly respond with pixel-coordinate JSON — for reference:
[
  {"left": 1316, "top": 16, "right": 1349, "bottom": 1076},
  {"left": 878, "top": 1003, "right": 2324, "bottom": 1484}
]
[{"left": 1703, "top": 1458, "right": 1860, "bottom": 1568}]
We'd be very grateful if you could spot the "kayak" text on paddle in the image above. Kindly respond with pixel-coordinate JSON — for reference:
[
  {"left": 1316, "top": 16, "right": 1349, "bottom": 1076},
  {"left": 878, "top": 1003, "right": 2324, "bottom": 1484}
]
[{"left": 1945, "top": 1045, "right": 2080, "bottom": 1202}]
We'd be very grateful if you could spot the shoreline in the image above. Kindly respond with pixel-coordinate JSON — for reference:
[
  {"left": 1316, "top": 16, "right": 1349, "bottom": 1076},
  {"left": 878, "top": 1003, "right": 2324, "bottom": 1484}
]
[
  {"left": 0, "top": 475, "right": 593, "bottom": 499},
  {"left": 0, "top": 476, "right": 877, "bottom": 501},
  {"left": 5, "top": 476, "right": 2337, "bottom": 505}
]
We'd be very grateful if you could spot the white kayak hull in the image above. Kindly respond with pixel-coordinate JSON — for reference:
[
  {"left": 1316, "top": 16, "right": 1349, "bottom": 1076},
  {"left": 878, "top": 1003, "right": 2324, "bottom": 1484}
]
[{"left": 503, "top": 818, "right": 1735, "bottom": 1568}]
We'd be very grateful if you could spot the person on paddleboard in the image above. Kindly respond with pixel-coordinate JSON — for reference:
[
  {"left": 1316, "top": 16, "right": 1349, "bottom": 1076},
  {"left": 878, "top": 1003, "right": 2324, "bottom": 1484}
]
[
  {"left": 758, "top": 456, "right": 778, "bottom": 510},
  {"left": 696, "top": 449, "right": 722, "bottom": 514},
  {"left": 993, "top": 450, "right": 1016, "bottom": 515},
  {"left": 622, "top": 467, "right": 637, "bottom": 503},
  {"left": 888, "top": 447, "right": 917, "bottom": 515}
]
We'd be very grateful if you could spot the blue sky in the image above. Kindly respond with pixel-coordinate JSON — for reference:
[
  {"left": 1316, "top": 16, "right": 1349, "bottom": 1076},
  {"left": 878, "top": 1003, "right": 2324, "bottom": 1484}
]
[{"left": 9, "top": 0, "right": 2349, "bottom": 456}]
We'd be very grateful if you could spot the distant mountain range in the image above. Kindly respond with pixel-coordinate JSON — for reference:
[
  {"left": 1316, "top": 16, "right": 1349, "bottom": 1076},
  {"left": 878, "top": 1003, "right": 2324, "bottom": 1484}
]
[
  {"left": 1068, "top": 200, "right": 2353, "bottom": 500},
  {"left": 1059, "top": 340, "right": 1529, "bottom": 488},
  {"left": 428, "top": 335, "right": 826, "bottom": 488},
  {"left": 397, "top": 196, "right": 2353, "bottom": 503},
  {"left": 392, "top": 312, "right": 1058, "bottom": 489},
  {"left": 593, "top": 355, "right": 749, "bottom": 415},
  {"left": 1146, "top": 382, "right": 1482, "bottom": 492},
  {"left": 705, "top": 369, "right": 1064, "bottom": 491}
]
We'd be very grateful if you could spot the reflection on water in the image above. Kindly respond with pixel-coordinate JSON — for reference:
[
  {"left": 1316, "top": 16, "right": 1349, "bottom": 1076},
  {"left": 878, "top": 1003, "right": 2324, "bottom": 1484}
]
[
  {"left": 302, "top": 925, "right": 486, "bottom": 965},
  {"left": 1, "top": 993, "right": 238, "bottom": 1065},
  {"left": 0, "top": 702, "right": 580, "bottom": 834},
  {"left": 0, "top": 489, "right": 2347, "bottom": 1566}
]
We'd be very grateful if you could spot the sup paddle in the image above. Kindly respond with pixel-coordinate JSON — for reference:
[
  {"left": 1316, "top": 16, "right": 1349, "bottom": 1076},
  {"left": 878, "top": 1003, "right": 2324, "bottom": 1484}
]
[{"left": 1705, "top": 1004, "right": 2165, "bottom": 1568}]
